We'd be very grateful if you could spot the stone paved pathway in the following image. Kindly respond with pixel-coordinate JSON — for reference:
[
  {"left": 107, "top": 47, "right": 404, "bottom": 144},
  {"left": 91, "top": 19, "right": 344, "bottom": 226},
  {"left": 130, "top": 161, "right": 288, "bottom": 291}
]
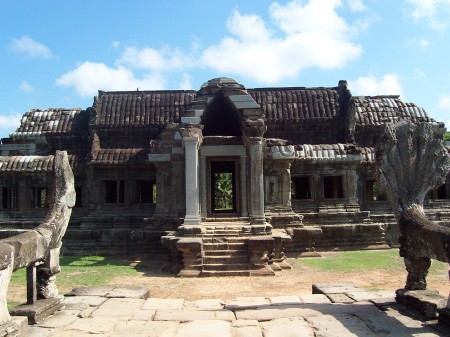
[{"left": 20, "top": 284, "right": 450, "bottom": 337}]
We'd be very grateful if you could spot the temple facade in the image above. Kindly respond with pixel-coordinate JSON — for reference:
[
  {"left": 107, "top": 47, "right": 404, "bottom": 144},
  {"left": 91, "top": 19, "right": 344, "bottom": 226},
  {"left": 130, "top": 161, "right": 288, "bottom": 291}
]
[{"left": 0, "top": 78, "right": 449, "bottom": 274}]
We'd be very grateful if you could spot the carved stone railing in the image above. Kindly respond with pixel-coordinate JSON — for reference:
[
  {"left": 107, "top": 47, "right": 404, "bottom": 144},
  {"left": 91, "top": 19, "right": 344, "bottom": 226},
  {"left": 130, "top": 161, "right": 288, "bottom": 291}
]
[
  {"left": 376, "top": 121, "right": 450, "bottom": 320},
  {"left": 0, "top": 151, "right": 75, "bottom": 335}
]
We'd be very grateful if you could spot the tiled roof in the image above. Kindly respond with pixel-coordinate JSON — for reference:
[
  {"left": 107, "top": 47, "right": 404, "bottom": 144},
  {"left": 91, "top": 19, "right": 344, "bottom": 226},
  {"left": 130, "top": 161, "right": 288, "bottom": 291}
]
[
  {"left": 90, "top": 148, "right": 147, "bottom": 165},
  {"left": 359, "top": 147, "right": 376, "bottom": 163},
  {"left": 293, "top": 143, "right": 357, "bottom": 160},
  {"left": 249, "top": 87, "right": 340, "bottom": 121},
  {"left": 0, "top": 155, "right": 82, "bottom": 172},
  {"left": 354, "top": 96, "right": 433, "bottom": 125},
  {"left": 0, "top": 156, "right": 54, "bottom": 172},
  {"left": 11, "top": 108, "right": 87, "bottom": 137},
  {"left": 92, "top": 90, "right": 196, "bottom": 127}
]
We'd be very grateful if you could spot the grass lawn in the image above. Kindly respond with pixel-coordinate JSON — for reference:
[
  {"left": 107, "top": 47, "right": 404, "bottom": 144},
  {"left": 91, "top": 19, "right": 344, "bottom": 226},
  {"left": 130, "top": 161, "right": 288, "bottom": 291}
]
[
  {"left": 300, "top": 249, "right": 448, "bottom": 273},
  {"left": 8, "top": 256, "right": 140, "bottom": 309},
  {"left": 7, "top": 250, "right": 448, "bottom": 309}
]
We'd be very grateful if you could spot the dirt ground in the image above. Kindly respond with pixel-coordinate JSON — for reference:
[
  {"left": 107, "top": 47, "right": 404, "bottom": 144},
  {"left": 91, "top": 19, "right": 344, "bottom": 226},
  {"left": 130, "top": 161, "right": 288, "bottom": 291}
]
[
  {"left": 118, "top": 255, "right": 448, "bottom": 301},
  {"left": 9, "top": 254, "right": 448, "bottom": 305}
]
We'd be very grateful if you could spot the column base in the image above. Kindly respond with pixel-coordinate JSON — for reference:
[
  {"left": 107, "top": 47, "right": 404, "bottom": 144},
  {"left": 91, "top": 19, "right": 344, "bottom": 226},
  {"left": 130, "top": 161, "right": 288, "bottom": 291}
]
[
  {"left": 250, "top": 221, "right": 272, "bottom": 235},
  {"left": 178, "top": 225, "right": 205, "bottom": 236}
]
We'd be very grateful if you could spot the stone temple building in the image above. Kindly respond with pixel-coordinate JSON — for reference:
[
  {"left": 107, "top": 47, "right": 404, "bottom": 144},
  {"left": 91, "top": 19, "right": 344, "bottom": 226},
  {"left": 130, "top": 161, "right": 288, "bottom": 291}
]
[{"left": 0, "top": 78, "right": 448, "bottom": 275}]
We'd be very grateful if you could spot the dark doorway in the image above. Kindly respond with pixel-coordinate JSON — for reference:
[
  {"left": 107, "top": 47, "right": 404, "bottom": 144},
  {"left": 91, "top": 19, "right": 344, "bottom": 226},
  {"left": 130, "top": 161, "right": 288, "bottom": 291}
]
[{"left": 210, "top": 161, "right": 237, "bottom": 214}]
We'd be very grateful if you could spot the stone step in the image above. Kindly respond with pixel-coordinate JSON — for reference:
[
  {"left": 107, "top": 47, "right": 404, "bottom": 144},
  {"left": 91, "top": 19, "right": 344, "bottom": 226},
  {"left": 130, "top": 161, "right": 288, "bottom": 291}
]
[
  {"left": 203, "top": 242, "right": 247, "bottom": 251},
  {"left": 204, "top": 230, "right": 241, "bottom": 236},
  {"left": 203, "top": 249, "right": 247, "bottom": 257},
  {"left": 202, "top": 237, "right": 248, "bottom": 244},
  {"left": 201, "top": 270, "right": 250, "bottom": 277},
  {"left": 202, "top": 263, "right": 250, "bottom": 272},
  {"left": 203, "top": 255, "right": 249, "bottom": 265}
]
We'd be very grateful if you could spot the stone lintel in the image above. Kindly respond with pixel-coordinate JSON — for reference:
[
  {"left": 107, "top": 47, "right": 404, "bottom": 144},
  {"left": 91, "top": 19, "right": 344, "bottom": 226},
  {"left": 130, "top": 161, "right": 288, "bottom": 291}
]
[
  {"left": 148, "top": 153, "right": 171, "bottom": 162},
  {"left": 10, "top": 297, "right": 64, "bottom": 324}
]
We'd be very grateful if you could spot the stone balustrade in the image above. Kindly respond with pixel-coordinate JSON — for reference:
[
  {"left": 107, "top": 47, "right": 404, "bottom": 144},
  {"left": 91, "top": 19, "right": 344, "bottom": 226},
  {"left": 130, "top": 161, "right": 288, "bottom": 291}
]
[{"left": 0, "top": 151, "right": 75, "bottom": 336}]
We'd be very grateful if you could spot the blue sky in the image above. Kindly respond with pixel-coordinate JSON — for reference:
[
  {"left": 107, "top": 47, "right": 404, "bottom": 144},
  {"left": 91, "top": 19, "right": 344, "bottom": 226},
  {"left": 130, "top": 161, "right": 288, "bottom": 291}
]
[{"left": 1, "top": 0, "right": 450, "bottom": 139}]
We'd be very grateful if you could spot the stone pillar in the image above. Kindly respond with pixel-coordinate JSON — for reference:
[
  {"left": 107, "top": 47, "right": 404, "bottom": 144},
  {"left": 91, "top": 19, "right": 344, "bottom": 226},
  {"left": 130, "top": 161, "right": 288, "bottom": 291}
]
[
  {"left": 154, "top": 162, "right": 171, "bottom": 218},
  {"left": 242, "top": 118, "right": 269, "bottom": 234},
  {"left": 240, "top": 154, "right": 248, "bottom": 218},
  {"left": 199, "top": 154, "right": 207, "bottom": 219},
  {"left": 248, "top": 138, "right": 267, "bottom": 229},
  {"left": 346, "top": 169, "right": 359, "bottom": 205},
  {"left": 170, "top": 160, "right": 184, "bottom": 221},
  {"left": 179, "top": 125, "right": 204, "bottom": 235}
]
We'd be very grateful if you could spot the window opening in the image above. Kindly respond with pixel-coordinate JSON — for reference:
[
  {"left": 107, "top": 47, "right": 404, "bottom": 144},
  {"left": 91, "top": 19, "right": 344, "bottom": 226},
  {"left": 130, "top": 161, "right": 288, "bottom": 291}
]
[
  {"left": 291, "top": 176, "right": 311, "bottom": 200},
  {"left": 104, "top": 180, "right": 124, "bottom": 204},
  {"left": 2, "top": 187, "right": 17, "bottom": 208},
  {"left": 365, "top": 180, "right": 386, "bottom": 201},
  {"left": 323, "top": 176, "right": 344, "bottom": 199},
  {"left": 75, "top": 186, "right": 82, "bottom": 207},
  {"left": 31, "top": 187, "right": 48, "bottom": 208},
  {"left": 136, "top": 180, "right": 156, "bottom": 203}
]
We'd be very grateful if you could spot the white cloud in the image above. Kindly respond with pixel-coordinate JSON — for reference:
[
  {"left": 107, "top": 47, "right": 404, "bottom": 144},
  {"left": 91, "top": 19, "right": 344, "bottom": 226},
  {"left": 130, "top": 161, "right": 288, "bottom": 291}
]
[
  {"left": 117, "top": 46, "right": 192, "bottom": 71},
  {"left": 9, "top": 36, "right": 52, "bottom": 59},
  {"left": 413, "top": 68, "right": 427, "bottom": 79},
  {"left": 0, "top": 113, "right": 23, "bottom": 134},
  {"left": 178, "top": 73, "right": 193, "bottom": 90},
  {"left": 57, "top": 0, "right": 367, "bottom": 95},
  {"left": 419, "top": 38, "right": 430, "bottom": 49},
  {"left": 200, "top": 1, "right": 362, "bottom": 83},
  {"left": 112, "top": 40, "right": 121, "bottom": 48},
  {"left": 55, "top": 62, "right": 165, "bottom": 97},
  {"left": 406, "top": 0, "right": 450, "bottom": 30},
  {"left": 19, "top": 81, "right": 34, "bottom": 92},
  {"left": 347, "top": 0, "right": 366, "bottom": 11},
  {"left": 439, "top": 94, "right": 450, "bottom": 110},
  {"left": 349, "top": 74, "right": 403, "bottom": 97}
]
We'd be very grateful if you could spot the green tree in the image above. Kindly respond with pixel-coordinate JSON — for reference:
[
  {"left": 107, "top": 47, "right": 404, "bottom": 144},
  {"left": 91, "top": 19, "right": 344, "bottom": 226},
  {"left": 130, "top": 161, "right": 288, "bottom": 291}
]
[
  {"left": 215, "top": 173, "right": 233, "bottom": 210},
  {"left": 444, "top": 132, "right": 450, "bottom": 142}
]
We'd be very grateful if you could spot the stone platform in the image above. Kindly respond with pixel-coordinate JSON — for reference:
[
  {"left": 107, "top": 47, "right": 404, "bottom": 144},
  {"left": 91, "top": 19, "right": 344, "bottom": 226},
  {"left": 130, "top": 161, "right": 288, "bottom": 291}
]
[{"left": 18, "top": 284, "right": 450, "bottom": 336}]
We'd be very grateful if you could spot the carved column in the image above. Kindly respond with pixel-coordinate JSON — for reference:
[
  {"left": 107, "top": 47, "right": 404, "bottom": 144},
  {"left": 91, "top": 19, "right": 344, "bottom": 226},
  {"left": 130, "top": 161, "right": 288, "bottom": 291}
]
[
  {"left": 199, "top": 154, "right": 207, "bottom": 219},
  {"left": 154, "top": 162, "right": 171, "bottom": 218},
  {"left": 240, "top": 154, "right": 249, "bottom": 218},
  {"left": 243, "top": 118, "right": 269, "bottom": 234},
  {"left": 179, "top": 125, "right": 204, "bottom": 235},
  {"left": 248, "top": 138, "right": 266, "bottom": 226},
  {"left": 346, "top": 169, "right": 359, "bottom": 205},
  {"left": 266, "top": 145, "right": 303, "bottom": 228}
]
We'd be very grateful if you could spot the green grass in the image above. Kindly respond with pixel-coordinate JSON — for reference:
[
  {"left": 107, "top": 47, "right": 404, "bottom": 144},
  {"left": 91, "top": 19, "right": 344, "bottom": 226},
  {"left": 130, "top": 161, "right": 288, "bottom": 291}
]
[
  {"left": 300, "top": 249, "right": 448, "bottom": 274},
  {"left": 11, "top": 255, "right": 139, "bottom": 289}
]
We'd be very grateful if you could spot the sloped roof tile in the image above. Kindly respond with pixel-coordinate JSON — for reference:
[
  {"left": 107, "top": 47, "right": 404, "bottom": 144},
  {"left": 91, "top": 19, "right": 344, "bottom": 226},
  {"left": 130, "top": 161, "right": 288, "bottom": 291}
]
[
  {"left": 90, "top": 148, "right": 147, "bottom": 165},
  {"left": 92, "top": 90, "right": 196, "bottom": 127},
  {"left": 11, "top": 108, "right": 87, "bottom": 138},
  {"left": 0, "top": 155, "right": 81, "bottom": 172},
  {"left": 354, "top": 96, "right": 433, "bottom": 125},
  {"left": 248, "top": 87, "right": 340, "bottom": 121}
]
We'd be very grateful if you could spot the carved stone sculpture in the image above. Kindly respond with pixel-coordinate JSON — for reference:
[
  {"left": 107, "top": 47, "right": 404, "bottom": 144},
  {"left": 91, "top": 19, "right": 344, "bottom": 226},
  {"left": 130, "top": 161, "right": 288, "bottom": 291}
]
[
  {"left": 376, "top": 121, "right": 450, "bottom": 290},
  {"left": 0, "top": 151, "right": 75, "bottom": 333}
]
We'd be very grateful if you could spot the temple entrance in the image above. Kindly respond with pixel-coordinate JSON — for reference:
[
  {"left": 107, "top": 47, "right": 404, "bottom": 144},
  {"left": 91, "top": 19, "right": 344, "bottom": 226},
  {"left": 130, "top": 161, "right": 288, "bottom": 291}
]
[{"left": 208, "top": 159, "right": 239, "bottom": 215}]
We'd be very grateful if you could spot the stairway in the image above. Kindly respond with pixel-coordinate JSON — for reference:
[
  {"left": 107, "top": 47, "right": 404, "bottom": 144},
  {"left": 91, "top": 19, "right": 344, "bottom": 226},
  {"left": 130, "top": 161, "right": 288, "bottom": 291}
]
[{"left": 201, "top": 224, "right": 252, "bottom": 276}]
